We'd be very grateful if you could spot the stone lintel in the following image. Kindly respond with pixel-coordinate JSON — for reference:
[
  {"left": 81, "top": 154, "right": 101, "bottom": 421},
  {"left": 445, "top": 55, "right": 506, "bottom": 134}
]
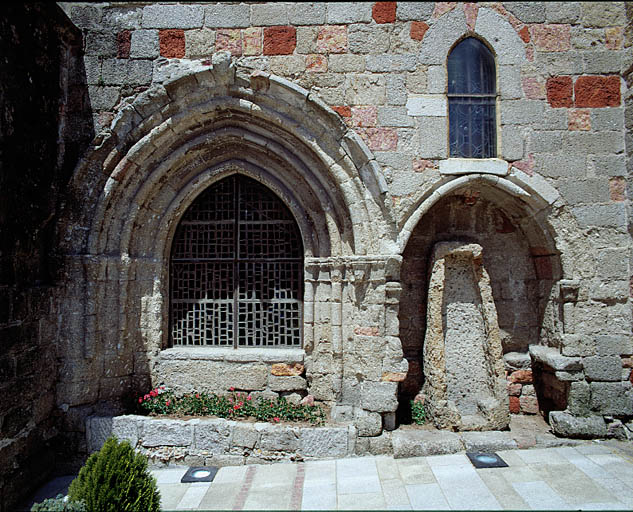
[
  {"left": 159, "top": 347, "right": 305, "bottom": 363},
  {"left": 439, "top": 158, "right": 509, "bottom": 176}
]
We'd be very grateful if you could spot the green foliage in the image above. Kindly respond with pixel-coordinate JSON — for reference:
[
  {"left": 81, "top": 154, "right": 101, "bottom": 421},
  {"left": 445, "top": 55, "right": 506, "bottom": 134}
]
[
  {"left": 138, "top": 387, "right": 326, "bottom": 425},
  {"left": 411, "top": 399, "right": 426, "bottom": 425},
  {"left": 67, "top": 437, "right": 160, "bottom": 512},
  {"left": 31, "top": 495, "right": 86, "bottom": 512}
]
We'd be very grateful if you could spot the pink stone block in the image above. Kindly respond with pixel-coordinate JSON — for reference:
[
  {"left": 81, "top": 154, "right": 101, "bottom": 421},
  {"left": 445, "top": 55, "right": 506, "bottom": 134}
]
[
  {"left": 306, "top": 54, "right": 327, "bottom": 73},
  {"left": 243, "top": 27, "right": 261, "bottom": 56},
  {"left": 351, "top": 106, "right": 377, "bottom": 128},
  {"left": 359, "top": 128, "right": 398, "bottom": 151},
  {"left": 522, "top": 76, "right": 546, "bottom": 100},
  {"left": 316, "top": 26, "right": 347, "bottom": 54},
  {"left": 567, "top": 109, "right": 591, "bottom": 131},
  {"left": 216, "top": 29, "right": 242, "bottom": 56},
  {"left": 530, "top": 24, "right": 571, "bottom": 52}
]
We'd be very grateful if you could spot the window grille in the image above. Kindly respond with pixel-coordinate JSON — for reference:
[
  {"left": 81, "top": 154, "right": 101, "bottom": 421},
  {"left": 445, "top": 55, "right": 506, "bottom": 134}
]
[
  {"left": 447, "top": 37, "right": 497, "bottom": 159},
  {"left": 170, "top": 175, "right": 303, "bottom": 348}
]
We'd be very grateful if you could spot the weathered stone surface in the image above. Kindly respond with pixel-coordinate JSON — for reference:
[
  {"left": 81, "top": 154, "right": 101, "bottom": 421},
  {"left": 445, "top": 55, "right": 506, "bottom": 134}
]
[
  {"left": 392, "top": 430, "right": 464, "bottom": 458},
  {"left": 504, "top": 352, "right": 531, "bottom": 370},
  {"left": 549, "top": 411, "right": 607, "bottom": 438},
  {"left": 460, "top": 431, "right": 518, "bottom": 452},
  {"left": 141, "top": 419, "right": 193, "bottom": 447},
  {"left": 258, "top": 425, "right": 298, "bottom": 451},
  {"left": 530, "top": 346, "right": 582, "bottom": 371},
  {"left": 422, "top": 242, "right": 508, "bottom": 431},
  {"left": 298, "top": 427, "right": 348, "bottom": 457},
  {"left": 583, "top": 356, "right": 624, "bottom": 382},
  {"left": 360, "top": 381, "right": 398, "bottom": 412},
  {"left": 142, "top": 4, "right": 204, "bottom": 29},
  {"left": 354, "top": 408, "right": 382, "bottom": 436},
  {"left": 194, "top": 419, "right": 231, "bottom": 453},
  {"left": 232, "top": 425, "right": 259, "bottom": 449},
  {"left": 86, "top": 416, "right": 113, "bottom": 453},
  {"left": 269, "top": 375, "right": 307, "bottom": 392},
  {"left": 590, "top": 382, "right": 633, "bottom": 415}
]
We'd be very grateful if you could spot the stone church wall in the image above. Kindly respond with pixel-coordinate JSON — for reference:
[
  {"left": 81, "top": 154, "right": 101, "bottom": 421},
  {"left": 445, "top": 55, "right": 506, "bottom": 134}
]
[{"left": 2, "top": 2, "right": 632, "bottom": 508}]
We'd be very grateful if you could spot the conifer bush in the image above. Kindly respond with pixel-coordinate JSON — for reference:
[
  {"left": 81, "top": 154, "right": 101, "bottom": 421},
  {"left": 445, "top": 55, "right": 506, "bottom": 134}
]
[{"left": 67, "top": 437, "right": 160, "bottom": 512}]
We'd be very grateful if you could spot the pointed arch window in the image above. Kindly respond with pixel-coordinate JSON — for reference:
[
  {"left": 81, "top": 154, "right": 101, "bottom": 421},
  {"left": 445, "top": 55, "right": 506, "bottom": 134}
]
[
  {"left": 170, "top": 174, "right": 303, "bottom": 348},
  {"left": 447, "top": 37, "right": 497, "bottom": 158}
]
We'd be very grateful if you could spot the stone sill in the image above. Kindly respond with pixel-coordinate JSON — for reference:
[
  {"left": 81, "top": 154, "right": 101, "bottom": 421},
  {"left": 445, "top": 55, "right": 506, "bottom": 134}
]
[
  {"left": 439, "top": 158, "right": 509, "bottom": 176},
  {"left": 160, "top": 347, "right": 305, "bottom": 364}
]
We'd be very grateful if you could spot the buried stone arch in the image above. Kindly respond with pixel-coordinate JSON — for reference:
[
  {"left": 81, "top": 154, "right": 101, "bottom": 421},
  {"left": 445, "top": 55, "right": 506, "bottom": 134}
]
[{"left": 397, "top": 174, "right": 567, "bottom": 429}]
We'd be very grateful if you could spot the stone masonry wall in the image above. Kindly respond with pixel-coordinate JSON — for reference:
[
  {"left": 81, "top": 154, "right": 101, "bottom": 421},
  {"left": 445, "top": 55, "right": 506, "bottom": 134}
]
[
  {"left": 52, "top": 0, "right": 633, "bottom": 451},
  {"left": 0, "top": 4, "right": 91, "bottom": 511}
]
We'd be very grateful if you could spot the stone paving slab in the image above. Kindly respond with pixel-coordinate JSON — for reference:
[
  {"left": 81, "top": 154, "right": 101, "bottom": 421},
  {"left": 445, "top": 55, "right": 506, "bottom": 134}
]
[
  {"left": 144, "top": 441, "right": 633, "bottom": 510},
  {"left": 22, "top": 440, "right": 633, "bottom": 511}
]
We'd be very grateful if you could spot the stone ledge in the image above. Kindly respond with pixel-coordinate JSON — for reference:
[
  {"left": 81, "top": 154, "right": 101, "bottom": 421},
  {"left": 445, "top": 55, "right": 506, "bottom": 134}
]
[
  {"left": 159, "top": 347, "right": 305, "bottom": 363},
  {"left": 88, "top": 414, "right": 589, "bottom": 466},
  {"left": 439, "top": 158, "right": 509, "bottom": 176},
  {"left": 529, "top": 345, "right": 583, "bottom": 371}
]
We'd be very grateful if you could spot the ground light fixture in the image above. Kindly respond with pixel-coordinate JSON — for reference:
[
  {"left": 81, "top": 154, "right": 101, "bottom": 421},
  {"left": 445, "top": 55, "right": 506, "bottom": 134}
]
[
  {"left": 466, "top": 452, "right": 509, "bottom": 469},
  {"left": 181, "top": 466, "right": 219, "bottom": 483}
]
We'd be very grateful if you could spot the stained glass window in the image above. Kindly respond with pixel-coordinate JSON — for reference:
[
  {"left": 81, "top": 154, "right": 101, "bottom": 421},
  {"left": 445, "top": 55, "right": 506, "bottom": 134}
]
[
  {"left": 448, "top": 37, "right": 497, "bottom": 158},
  {"left": 170, "top": 175, "right": 303, "bottom": 348}
]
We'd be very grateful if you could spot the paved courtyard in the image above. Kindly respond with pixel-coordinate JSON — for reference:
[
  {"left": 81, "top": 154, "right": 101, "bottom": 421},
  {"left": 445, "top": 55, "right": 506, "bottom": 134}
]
[{"left": 150, "top": 442, "right": 633, "bottom": 510}]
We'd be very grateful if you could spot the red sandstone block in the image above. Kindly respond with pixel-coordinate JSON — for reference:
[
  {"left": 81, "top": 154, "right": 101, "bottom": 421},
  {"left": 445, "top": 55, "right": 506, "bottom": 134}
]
[
  {"left": 509, "top": 396, "right": 520, "bottom": 414},
  {"left": 373, "top": 2, "right": 396, "bottom": 24},
  {"left": 574, "top": 75, "right": 621, "bottom": 108},
  {"left": 410, "top": 21, "right": 430, "bottom": 41},
  {"left": 518, "top": 25, "right": 530, "bottom": 43},
  {"left": 332, "top": 106, "right": 351, "bottom": 117},
  {"left": 263, "top": 26, "right": 296, "bottom": 56},
  {"left": 159, "top": 29, "right": 185, "bottom": 58},
  {"left": 546, "top": 76, "right": 573, "bottom": 108},
  {"left": 117, "top": 30, "right": 131, "bottom": 59},
  {"left": 509, "top": 370, "right": 533, "bottom": 384}
]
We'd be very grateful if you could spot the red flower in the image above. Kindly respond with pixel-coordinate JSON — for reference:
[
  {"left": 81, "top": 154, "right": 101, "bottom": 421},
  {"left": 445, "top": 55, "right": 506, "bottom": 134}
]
[
  {"left": 246, "top": 395, "right": 252, "bottom": 401},
  {"left": 144, "top": 394, "right": 150, "bottom": 400},
  {"left": 165, "top": 400, "right": 170, "bottom": 407},
  {"left": 138, "top": 397, "right": 143, "bottom": 403},
  {"left": 195, "top": 393, "right": 200, "bottom": 399},
  {"left": 229, "top": 387, "right": 235, "bottom": 391},
  {"left": 273, "top": 417, "right": 280, "bottom": 422}
]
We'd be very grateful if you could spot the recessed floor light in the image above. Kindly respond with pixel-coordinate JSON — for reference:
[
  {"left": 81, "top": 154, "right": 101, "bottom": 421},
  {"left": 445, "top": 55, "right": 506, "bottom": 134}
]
[
  {"left": 466, "top": 452, "right": 508, "bottom": 469},
  {"left": 181, "top": 466, "right": 218, "bottom": 483}
]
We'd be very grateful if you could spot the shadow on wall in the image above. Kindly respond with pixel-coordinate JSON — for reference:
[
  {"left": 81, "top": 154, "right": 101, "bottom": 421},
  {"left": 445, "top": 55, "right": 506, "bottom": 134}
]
[
  {"left": 397, "top": 189, "right": 558, "bottom": 425},
  {"left": 0, "top": 4, "right": 93, "bottom": 511}
]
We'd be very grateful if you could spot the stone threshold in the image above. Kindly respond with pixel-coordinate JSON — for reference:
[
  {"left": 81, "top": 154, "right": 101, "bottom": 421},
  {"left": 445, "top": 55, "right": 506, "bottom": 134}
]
[{"left": 86, "top": 414, "right": 582, "bottom": 467}]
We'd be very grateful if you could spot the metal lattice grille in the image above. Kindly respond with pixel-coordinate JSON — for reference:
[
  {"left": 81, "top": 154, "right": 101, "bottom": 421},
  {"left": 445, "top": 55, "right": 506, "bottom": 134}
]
[{"left": 170, "top": 175, "right": 303, "bottom": 348}]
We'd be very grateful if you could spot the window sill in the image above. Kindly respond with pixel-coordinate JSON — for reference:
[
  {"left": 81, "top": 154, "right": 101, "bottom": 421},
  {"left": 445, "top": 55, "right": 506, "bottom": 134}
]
[
  {"left": 160, "top": 347, "right": 305, "bottom": 364},
  {"left": 439, "top": 158, "right": 509, "bottom": 176}
]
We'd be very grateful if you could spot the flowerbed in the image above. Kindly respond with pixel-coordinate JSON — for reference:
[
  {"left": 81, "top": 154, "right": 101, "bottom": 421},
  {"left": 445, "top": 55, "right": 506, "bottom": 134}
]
[{"left": 137, "top": 387, "right": 326, "bottom": 425}]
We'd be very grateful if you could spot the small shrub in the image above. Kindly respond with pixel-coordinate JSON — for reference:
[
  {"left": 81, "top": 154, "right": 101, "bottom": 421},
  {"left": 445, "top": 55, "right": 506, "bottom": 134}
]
[
  {"left": 68, "top": 437, "right": 160, "bottom": 512},
  {"left": 31, "top": 495, "right": 86, "bottom": 512},
  {"left": 411, "top": 399, "right": 426, "bottom": 425}
]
